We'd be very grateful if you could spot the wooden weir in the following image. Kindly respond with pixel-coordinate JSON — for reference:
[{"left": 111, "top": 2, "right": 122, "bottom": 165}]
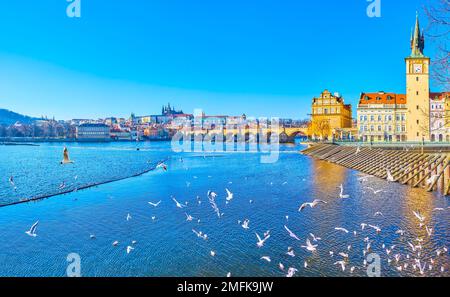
[{"left": 301, "top": 143, "right": 450, "bottom": 196}]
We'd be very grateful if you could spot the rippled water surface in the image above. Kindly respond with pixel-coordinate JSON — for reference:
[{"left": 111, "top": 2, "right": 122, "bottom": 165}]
[{"left": 0, "top": 142, "right": 448, "bottom": 276}]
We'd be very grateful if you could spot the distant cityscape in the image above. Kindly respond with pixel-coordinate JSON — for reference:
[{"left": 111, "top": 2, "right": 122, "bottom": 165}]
[{"left": 0, "top": 103, "right": 309, "bottom": 142}]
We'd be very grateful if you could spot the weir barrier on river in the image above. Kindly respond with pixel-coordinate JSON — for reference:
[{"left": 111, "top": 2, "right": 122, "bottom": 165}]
[{"left": 301, "top": 143, "right": 450, "bottom": 196}]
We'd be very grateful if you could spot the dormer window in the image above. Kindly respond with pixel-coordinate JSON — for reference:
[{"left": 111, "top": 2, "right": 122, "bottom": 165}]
[
  {"left": 364, "top": 96, "right": 369, "bottom": 100},
  {"left": 387, "top": 96, "right": 392, "bottom": 100},
  {"left": 376, "top": 97, "right": 381, "bottom": 101}
]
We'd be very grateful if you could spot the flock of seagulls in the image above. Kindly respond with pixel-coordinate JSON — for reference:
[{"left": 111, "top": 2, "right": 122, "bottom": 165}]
[{"left": 15, "top": 147, "right": 449, "bottom": 277}]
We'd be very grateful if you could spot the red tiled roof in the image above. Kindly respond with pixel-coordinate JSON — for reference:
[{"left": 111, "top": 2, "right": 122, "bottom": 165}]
[
  {"left": 358, "top": 92, "right": 406, "bottom": 105},
  {"left": 430, "top": 92, "right": 450, "bottom": 101}
]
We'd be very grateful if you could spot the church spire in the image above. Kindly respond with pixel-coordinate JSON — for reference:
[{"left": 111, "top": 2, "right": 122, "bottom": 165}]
[{"left": 410, "top": 12, "right": 425, "bottom": 57}]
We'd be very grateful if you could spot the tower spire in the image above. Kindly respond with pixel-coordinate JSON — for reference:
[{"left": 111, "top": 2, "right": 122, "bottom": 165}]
[{"left": 410, "top": 12, "right": 425, "bottom": 57}]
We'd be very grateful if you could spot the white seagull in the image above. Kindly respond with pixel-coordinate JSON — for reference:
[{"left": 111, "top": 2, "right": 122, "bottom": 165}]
[
  {"left": 335, "top": 227, "right": 349, "bottom": 234},
  {"left": 61, "top": 147, "right": 74, "bottom": 164},
  {"left": 241, "top": 219, "right": 250, "bottom": 230},
  {"left": 148, "top": 201, "right": 161, "bottom": 207},
  {"left": 412, "top": 210, "right": 425, "bottom": 223},
  {"left": 339, "top": 184, "right": 350, "bottom": 199},
  {"left": 286, "top": 267, "right": 298, "bottom": 277},
  {"left": 25, "top": 221, "right": 39, "bottom": 237},
  {"left": 298, "top": 199, "right": 327, "bottom": 211},
  {"left": 261, "top": 256, "right": 271, "bottom": 263},
  {"left": 225, "top": 188, "right": 233, "bottom": 204},
  {"left": 301, "top": 239, "right": 318, "bottom": 252},
  {"left": 172, "top": 197, "right": 186, "bottom": 208},
  {"left": 255, "top": 232, "right": 270, "bottom": 248},
  {"left": 126, "top": 246, "right": 134, "bottom": 254},
  {"left": 284, "top": 225, "right": 301, "bottom": 241}
]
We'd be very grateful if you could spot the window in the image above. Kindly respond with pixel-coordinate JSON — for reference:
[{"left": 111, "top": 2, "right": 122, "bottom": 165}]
[
  {"left": 416, "top": 77, "right": 419, "bottom": 81},
  {"left": 378, "top": 126, "right": 382, "bottom": 131},
  {"left": 416, "top": 91, "right": 419, "bottom": 96},
  {"left": 417, "top": 120, "right": 419, "bottom": 125}
]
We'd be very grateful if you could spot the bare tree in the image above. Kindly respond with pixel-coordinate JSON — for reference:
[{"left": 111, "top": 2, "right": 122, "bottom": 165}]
[{"left": 424, "top": 0, "right": 450, "bottom": 89}]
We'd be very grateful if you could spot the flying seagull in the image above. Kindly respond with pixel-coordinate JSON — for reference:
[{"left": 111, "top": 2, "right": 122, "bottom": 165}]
[
  {"left": 25, "top": 221, "right": 39, "bottom": 237},
  {"left": 255, "top": 232, "right": 270, "bottom": 248},
  {"left": 261, "top": 256, "right": 271, "bottom": 263},
  {"left": 298, "top": 199, "right": 327, "bottom": 211},
  {"left": 225, "top": 188, "right": 233, "bottom": 204},
  {"left": 148, "top": 201, "right": 161, "bottom": 207},
  {"left": 335, "top": 227, "right": 349, "bottom": 234},
  {"left": 126, "top": 246, "right": 135, "bottom": 254},
  {"left": 284, "top": 225, "right": 301, "bottom": 241},
  {"left": 339, "top": 184, "right": 349, "bottom": 199},
  {"left": 172, "top": 197, "right": 186, "bottom": 208},
  {"left": 156, "top": 162, "right": 167, "bottom": 171},
  {"left": 301, "top": 239, "right": 318, "bottom": 252},
  {"left": 61, "top": 147, "right": 74, "bottom": 164}
]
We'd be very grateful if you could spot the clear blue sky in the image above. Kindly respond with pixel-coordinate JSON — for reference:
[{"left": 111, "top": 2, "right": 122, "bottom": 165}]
[{"left": 0, "top": 0, "right": 444, "bottom": 120}]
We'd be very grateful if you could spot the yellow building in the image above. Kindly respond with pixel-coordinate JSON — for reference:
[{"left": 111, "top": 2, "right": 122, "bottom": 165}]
[
  {"left": 310, "top": 90, "right": 352, "bottom": 140},
  {"left": 405, "top": 14, "right": 430, "bottom": 142}
]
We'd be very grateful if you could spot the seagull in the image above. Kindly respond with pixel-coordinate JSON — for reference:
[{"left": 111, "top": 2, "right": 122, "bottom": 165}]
[
  {"left": 279, "top": 263, "right": 285, "bottom": 271},
  {"left": 255, "top": 232, "right": 270, "bottom": 248},
  {"left": 339, "top": 252, "right": 349, "bottom": 259},
  {"left": 426, "top": 174, "right": 439, "bottom": 185},
  {"left": 334, "top": 261, "right": 346, "bottom": 272},
  {"left": 25, "top": 221, "right": 39, "bottom": 237},
  {"left": 433, "top": 207, "right": 445, "bottom": 212},
  {"left": 301, "top": 239, "right": 318, "bottom": 252},
  {"left": 284, "top": 225, "right": 301, "bottom": 241},
  {"left": 126, "top": 213, "right": 132, "bottom": 221},
  {"left": 386, "top": 169, "right": 395, "bottom": 182},
  {"left": 298, "top": 199, "right": 327, "bottom": 211},
  {"left": 365, "top": 187, "right": 383, "bottom": 194},
  {"left": 207, "top": 191, "right": 217, "bottom": 199},
  {"left": 151, "top": 216, "right": 156, "bottom": 221},
  {"left": 374, "top": 211, "right": 383, "bottom": 217},
  {"left": 172, "top": 197, "right": 186, "bottom": 208},
  {"left": 395, "top": 229, "right": 405, "bottom": 236},
  {"left": 126, "top": 246, "right": 134, "bottom": 254},
  {"left": 241, "top": 219, "right": 250, "bottom": 230},
  {"left": 148, "top": 201, "right": 161, "bottom": 207},
  {"left": 360, "top": 223, "right": 367, "bottom": 230},
  {"left": 425, "top": 226, "right": 433, "bottom": 237},
  {"left": 185, "top": 213, "right": 195, "bottom": 222},
  {"left": 263, "top": 230, "right": 271, "bottom": 238},
  {"left": 226, "top": 272, "right": 231, "bottom": 277},
  {"left": 286, "top": 267, "right": 298, "bottom": 277},
  {"left": 286, "top": 247, "right": 295, "bottom": 257},
  {"left": 156, "top": 162, "right": 167, "bottom": 171},
  {"left": 58, "top": 181, "right": 66, "bottom": 190},
  {"left": 60, "top": 147, "right": 74, "bottom": 164},
  {"left": 225, "top": 188, "right": 233, "bottom": 204},
  {"left": 335, "top": 227, "right": 349, "bottom": 234},
  {"left": 412, "top": 210, "right": 425, "bottom": 223},
  {"left": 309, "top": 233, "right": 321, "bottom": 242},
  {"left": 90, "top": 234, "right": 96, "bottom": 239},
  {"left": 261, "top": 256, "right": 271, "bottom": 263},
  {"left": 210, "top": 250, "right": 216, "bottom": 257},
  {"left": 8, "top": 176, "right": 17, "bottom": 191},
  {"left": 350, "top": 266, "right": 356, "bottom": 274},
  {"left": 368, "top": 224, "right": 381, "bottom": 233},
  {"left": 112, "top": 241, "right": 119, "bottom": 246},
  {"left": 339, "top": 184, "right": 349, "bottom": 199}
]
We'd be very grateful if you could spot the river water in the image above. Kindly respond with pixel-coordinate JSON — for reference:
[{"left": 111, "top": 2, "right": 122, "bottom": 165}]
[{"left": 0, "top": 142, "right": 448, "bottom": 276}]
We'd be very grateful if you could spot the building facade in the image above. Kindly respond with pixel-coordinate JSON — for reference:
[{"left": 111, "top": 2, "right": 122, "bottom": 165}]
[
  {"left": 76, "top": 123, "right": 111, "bottom": 141},
  {"left": 310, "top": 90, "right": 352, "bottom": 139},
  {"left": 356, "top": 14, "right": 449, "bottom": 143},
  {"left": 357, "top": 92, "right": 407, "bottom": 142},
  {"left": 430, "top": 92, "right": 449, "bottom": 142}
]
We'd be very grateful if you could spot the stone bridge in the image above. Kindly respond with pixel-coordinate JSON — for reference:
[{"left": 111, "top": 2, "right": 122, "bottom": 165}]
[{"left": 176, "top": 127, "right": 308, "bottom": 143}]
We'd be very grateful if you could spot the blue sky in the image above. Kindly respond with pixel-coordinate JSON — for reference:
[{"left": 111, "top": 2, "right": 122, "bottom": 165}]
[{"left": 0, "top": 0, "right": 444, "bottom": 120}]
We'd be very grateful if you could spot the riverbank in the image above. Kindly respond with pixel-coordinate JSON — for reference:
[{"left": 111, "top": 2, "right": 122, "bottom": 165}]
[{"left": 302, "top": 143, "right": 450, "bottom": 195}]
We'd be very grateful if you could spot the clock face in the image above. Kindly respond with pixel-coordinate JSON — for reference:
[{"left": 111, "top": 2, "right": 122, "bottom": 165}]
[{"left": 413, "top": 64, "right": 423, "bottom": 74}]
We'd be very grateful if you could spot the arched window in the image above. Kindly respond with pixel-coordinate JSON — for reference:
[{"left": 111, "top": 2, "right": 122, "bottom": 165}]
[
  {"left": 431, "top": 134, "right": 436, "bottom": 142},
  {"left": 439, "top": 134, "right": 443, "bottom": 142}
]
